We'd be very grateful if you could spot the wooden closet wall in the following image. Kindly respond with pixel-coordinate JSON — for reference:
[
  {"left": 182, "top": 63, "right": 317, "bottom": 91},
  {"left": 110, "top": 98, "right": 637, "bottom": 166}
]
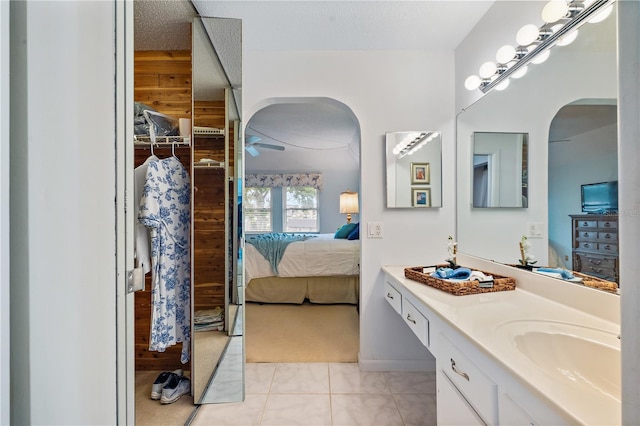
[
  {"left": 133, "top": 50, "right": 231, "bottom": 371},
  {"left": 133, "top": 50, "right": 192, "bottom": 371}
]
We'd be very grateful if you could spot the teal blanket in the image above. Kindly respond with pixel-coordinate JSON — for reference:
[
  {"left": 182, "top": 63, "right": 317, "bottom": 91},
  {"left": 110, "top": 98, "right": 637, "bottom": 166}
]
[{"left": 246, "top": 233, "right": 315, "bottom": 274}]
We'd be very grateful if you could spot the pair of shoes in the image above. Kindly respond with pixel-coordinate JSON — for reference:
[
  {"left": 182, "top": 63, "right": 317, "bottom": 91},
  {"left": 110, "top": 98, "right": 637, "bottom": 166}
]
[
  {"left": 150, "top": 369, "right": 183, "bottom": 400},
  {"left": 160, "top": 375, "right": 191, "bottom": 404}
]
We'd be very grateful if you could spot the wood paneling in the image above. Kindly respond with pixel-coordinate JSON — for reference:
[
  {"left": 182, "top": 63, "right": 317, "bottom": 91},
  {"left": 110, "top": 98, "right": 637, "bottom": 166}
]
[{"left": 134, "top": 50, "right": 192, "bottom": 371}]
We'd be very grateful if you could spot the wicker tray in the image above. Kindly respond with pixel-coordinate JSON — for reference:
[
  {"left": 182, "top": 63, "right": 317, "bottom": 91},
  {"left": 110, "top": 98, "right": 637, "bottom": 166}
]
[
  {"left": 508, "top": 265, "right": 619, "bottom": 294},
  {"left": 404, "top": 265, "right": 516, "bottom": 296},
  {"left": 572, "top": 271, "right": 618, "bottom": 294}
]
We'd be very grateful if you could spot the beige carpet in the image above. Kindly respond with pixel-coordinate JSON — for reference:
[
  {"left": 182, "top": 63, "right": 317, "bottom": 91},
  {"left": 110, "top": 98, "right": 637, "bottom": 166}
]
[{"left": 245, "top": 301, "right": 359, "bottom": 363}]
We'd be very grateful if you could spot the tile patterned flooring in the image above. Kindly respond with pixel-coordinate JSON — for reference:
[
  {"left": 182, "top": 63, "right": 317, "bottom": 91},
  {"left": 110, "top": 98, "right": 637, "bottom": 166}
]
[{"left": 190, "top": 363, "right": 437, "bottom": 426}]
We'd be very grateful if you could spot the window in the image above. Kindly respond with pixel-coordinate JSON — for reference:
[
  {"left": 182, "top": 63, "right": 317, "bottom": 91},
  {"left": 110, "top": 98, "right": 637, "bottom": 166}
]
[
  {"left": 244, "top": 187, "right": 272, "bottom": 233},
  {"left": 284, "top": 186, "right": 319, "bottom": 232}
]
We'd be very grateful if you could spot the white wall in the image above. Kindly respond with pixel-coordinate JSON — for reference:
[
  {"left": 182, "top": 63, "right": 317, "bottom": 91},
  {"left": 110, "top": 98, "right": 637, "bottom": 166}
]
[
  {"left": 0, "top": 1, "right": 9, "bottom": 424},
  {"left": 244, "top": 49, "right": 456, "bottom": 368},
  {"left": 9, "top": 2, "right": 117, "bottom": 424},
  {"left": 618, "top": 1, "right": 640, "bottom": 423}
]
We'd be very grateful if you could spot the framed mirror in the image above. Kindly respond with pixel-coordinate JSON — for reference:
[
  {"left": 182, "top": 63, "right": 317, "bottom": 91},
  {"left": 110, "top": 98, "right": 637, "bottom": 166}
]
[
  {"left": 385, "top": 131, "right": 442, "bottom": 208},
  {"left": 456, "top": 3, "right": 618, "bottom": 291},
  {"left": 472, "top": 132, "right": 528, "bottom": 208}
]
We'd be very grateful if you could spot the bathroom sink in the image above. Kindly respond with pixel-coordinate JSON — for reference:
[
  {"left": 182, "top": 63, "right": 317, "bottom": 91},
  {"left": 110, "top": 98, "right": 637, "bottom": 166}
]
[{"left": 496, "top": 320, "right": 620, "bottom": 402}]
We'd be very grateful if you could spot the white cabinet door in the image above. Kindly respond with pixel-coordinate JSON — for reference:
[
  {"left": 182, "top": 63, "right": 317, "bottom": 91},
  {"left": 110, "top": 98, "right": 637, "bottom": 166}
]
[{"left": 437, "top": 370, "right": 486, "bottom": 426}]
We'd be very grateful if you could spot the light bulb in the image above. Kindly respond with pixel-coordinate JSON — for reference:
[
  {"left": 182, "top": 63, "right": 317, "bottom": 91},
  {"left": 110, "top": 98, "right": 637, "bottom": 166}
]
[
  {"left": 516, "top": 24, "right": 540, "bottom": 46},
  {"left": 556, "top": 29, "right": 578, "bottom": 46},
  {"left": 588, "top": 4, "right": 612, "bottom": 24},
  {"left": 496, "top": 45, "right": 516, "bottom": 64},
  {"left": 542, "top": 0, "right": 569, "bottom": 23},
  {"left": 479, "top": 61, "right": 497, "bottom": 78},
  {"left": 495, "top": 79, "right": 510, "bottom": 91},
  {"left": 464, "top": 75, "right": 481, "bottom": 91},
  {"left": 511, "top": 66, "right": 528, "bottom": 79},
  {"left": 531, "top": 49, "right": 551, "bottom": 64}
]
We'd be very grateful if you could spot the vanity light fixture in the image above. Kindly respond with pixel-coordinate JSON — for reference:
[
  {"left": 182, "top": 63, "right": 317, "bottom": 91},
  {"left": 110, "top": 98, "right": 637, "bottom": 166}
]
[
  {"left": 394, "top": 131, "right": 440, "bottom": 159},
  {"left": 466, "top": 0, "right": 615, "bottom": 94}
]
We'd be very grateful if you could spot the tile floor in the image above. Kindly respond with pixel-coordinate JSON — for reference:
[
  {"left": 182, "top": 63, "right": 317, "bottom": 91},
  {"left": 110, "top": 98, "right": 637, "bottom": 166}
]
[{"left": 190, "top": 363, "right": 437, "bottom": 426}]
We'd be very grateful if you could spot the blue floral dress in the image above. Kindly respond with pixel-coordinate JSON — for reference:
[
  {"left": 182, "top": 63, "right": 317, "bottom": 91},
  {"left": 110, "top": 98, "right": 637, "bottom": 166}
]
[{"left": 138, "top": 156, "right": 191, "bottom": 363}]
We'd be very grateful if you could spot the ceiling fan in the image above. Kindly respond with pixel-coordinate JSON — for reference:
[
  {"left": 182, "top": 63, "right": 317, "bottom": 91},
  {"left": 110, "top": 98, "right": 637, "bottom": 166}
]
[{"left": 244, "top": 135, "right": 285, "bottom": 157}]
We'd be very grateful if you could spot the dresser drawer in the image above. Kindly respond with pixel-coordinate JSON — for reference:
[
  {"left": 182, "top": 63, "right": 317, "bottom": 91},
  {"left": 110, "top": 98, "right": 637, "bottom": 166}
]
[
  {"left": 576, "top": 220, "right": 597, "bottom": 229},
  {"left": 598, "top": 231, "right": 617, "bottom": 241},
  {"left": 579, "top": 241, "right": 598, "bottom": 250},
  {"left": 402, "top": 298, "right": 429, "bottom": 348},
  {"left": 579, "top": 230, "right": 598, "bottom": 239},
  {"left": 384, "top": 281, "right": 402, "bottom": 315},
  {"left": 598, "top": 242, "right": 618, "bottom": 254},
  {"left": 598, "top": 220, "right": 618, "bottom": 230},
  {"left": 439, "top": 334, "right": 497, "bottom": 425}
]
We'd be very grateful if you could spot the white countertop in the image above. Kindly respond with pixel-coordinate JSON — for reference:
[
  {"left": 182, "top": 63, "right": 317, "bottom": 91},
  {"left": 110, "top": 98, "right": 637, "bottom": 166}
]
[{"left": 383, "top": 265, "right": 620, "bottom": 425}]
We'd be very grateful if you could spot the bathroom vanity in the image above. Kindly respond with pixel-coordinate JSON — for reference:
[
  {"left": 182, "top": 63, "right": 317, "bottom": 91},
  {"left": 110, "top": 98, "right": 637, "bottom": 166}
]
[{"left": 383, "top": 254, "right": 620, "bottom": 425}]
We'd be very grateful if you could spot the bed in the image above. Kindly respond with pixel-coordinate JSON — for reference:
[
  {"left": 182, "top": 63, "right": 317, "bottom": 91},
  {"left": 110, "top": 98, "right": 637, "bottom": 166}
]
[{"left": 244, "top": 233, "right": 360, "bottom": 304}]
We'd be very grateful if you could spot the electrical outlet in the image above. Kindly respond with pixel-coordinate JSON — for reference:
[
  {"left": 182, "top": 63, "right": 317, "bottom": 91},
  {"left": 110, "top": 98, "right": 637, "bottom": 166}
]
[
  {"left": 527, "top": 222, "right": 544, "bottom": 238},
  {"left": 368, "top": 222, "right": 384, "bottom": 238}
]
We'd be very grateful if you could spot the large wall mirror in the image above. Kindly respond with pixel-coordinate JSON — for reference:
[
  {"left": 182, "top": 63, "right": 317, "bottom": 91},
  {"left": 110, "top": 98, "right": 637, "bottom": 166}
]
[
  {"left": 192, "top": 16, "right": 244, "bottom": 405},
  {"left": 456, "top": 4, "right": 618, "bottom": 290},
  {"left": 385, "top": 131, "right": 442, "bottom": 208}
]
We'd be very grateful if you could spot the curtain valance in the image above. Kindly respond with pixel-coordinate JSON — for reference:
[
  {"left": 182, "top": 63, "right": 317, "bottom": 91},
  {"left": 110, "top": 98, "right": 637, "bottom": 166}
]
[{"left": 245, "top": 173, "right": 323, "bottom": 190}]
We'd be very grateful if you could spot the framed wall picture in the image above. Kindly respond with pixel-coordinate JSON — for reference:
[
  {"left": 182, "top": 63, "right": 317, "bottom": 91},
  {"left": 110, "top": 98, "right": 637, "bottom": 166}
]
[
  {"left": 411, "top": 162, "right": 430, "bottom": 184},
  {"left": 412, "top": 188, "right": 431, "bottom": 207}
]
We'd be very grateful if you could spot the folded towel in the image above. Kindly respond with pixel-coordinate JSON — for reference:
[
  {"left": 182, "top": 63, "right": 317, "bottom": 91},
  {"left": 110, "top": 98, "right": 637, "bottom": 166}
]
[
  {"left": 535, "top": 267, "right": 575, "bottom": 280},
  {"left": 433, "top": 267, "right": 472, "bottom": 280},
  {"left": 468, "top": 271, "right": 494, "bottom": 282}
]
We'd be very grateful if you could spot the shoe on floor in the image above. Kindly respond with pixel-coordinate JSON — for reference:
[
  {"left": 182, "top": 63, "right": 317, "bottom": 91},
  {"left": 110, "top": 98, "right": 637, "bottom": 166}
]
[
  {"left": 150, "top": 369, "right": 183, "bottom": 400},
  {"left": 160, "top": 375, "right": 191, "bottom": 404}
]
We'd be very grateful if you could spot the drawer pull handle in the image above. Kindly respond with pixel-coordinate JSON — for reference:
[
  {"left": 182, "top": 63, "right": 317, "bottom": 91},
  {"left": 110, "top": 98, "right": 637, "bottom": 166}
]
[
  {"left": 406, "top": 313, "right": 417, "bottom": 324},
  {"left": 603, "top": 222, "right": 611, "bottom": 228},
  {"left": 450, "top": 358, "right": 469, "bottom": 381},
  {"left": 386, "top": 292, "right": 394, "bottom": 300},
  {"left": 582, "top": 221, "right": 588, "bottom": 226},
  {"left": 604, "top": 233, "right": 611, "bottom": 239},
  {"left": 589, "top": 259, "right": 602, "bottom": 265},
  {"left": 604, "top": 245, "right": 611, "bottom": 250},
  {"left": 590, "top": 267, "right": 603, "bottom": 273},
  {"left": 583, "top": 232, "right": 589, "bottom": 237}
]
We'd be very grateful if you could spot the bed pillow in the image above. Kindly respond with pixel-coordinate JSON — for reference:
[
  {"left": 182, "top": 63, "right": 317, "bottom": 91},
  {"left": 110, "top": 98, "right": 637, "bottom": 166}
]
[
  {"left": 334, "top": 222, "right": 358, "bottom": 239},
  {"left": 347, "top": 223, "right": 359, "bottom": 240}
]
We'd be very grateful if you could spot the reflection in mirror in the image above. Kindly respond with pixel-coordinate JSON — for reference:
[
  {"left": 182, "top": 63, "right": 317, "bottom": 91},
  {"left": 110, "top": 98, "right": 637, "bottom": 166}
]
[
  {"left": 472, "top": 132, "right": 528, "bottom": 208},
  {"left": 456, "top": 3, "right": 617, "bottom": 292},
  {"left": 192, "top": 16, "right": 244, "bottom": 404},
  {"left": 385, "top": 131, "right": 442, "bottom": 208}
]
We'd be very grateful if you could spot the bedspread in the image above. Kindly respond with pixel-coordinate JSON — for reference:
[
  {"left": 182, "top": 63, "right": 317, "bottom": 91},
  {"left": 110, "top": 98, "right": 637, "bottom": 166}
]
[{"left": 244, "top": 233, "right": 360, "bottom": 283}]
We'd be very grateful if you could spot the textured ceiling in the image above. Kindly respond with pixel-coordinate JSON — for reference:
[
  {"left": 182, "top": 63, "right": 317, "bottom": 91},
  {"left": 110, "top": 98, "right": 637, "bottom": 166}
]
[{"left": 134, "top": 0, "right": 196, "bottom": 51}]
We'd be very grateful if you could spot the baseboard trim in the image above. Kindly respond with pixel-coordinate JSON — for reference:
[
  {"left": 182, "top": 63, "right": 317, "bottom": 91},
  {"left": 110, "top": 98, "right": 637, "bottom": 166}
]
[{"left": 357, "top": 354, "right": 436, "bottom": 372}]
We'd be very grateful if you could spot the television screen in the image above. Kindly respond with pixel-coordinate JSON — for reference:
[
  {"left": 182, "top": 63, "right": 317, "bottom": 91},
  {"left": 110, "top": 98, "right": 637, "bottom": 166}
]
[{"left": 581, "top": 181, "right": 618, "bottom": 213}]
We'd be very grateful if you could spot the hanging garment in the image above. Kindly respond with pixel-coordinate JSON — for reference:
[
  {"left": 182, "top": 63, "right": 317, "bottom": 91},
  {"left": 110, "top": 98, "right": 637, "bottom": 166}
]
[
  {"left": 134, "top": 155, "right": 159, "bottom": 275},
  {"left": 139, "top": 156, "right": 191, "bottom": 363}
]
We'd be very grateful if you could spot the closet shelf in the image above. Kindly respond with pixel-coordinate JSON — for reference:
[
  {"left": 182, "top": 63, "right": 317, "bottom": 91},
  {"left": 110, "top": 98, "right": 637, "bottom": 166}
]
[
  {"left": 194, "top": 159, "right": 225, "bottom": 169},
  {"left": 134, "top": 135, "right": 191, "bottom": 147},
  {"left": 194, "top": 126, "right": 224, "bottom": 138}
]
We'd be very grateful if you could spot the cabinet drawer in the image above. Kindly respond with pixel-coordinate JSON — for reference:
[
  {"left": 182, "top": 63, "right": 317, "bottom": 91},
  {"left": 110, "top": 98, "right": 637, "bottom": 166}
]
[
  {"left": 384, "top": 281, "right": 402, "bottom": 315},
  {"left": 577, "top": 220, "right": 597, "bottom": 229},
  {"left": 598, "top": 231, "right": 617, "bottom": 241},
  {"left": 598, "top": 242, "right": 618, "bottom": 254},
  {"left": 579, "top": 231, "right": 597, "bottom": 239},
  {"left": 579, "top": 241, "right": 598, "bottom": 250},
  {"left": 598, "top": 220, "right": 618, "bottom": 230},
  {"left": 402, "top": 299, "right": 429, "bottom": 348},
  {"left": 439, "top": 334, "right": 497, "bottom": 425}
]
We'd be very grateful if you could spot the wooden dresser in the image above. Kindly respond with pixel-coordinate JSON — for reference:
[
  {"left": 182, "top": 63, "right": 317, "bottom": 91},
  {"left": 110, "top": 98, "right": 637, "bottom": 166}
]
[{"left": 570, "top": 214, "right": 619, "bottom": 283}]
